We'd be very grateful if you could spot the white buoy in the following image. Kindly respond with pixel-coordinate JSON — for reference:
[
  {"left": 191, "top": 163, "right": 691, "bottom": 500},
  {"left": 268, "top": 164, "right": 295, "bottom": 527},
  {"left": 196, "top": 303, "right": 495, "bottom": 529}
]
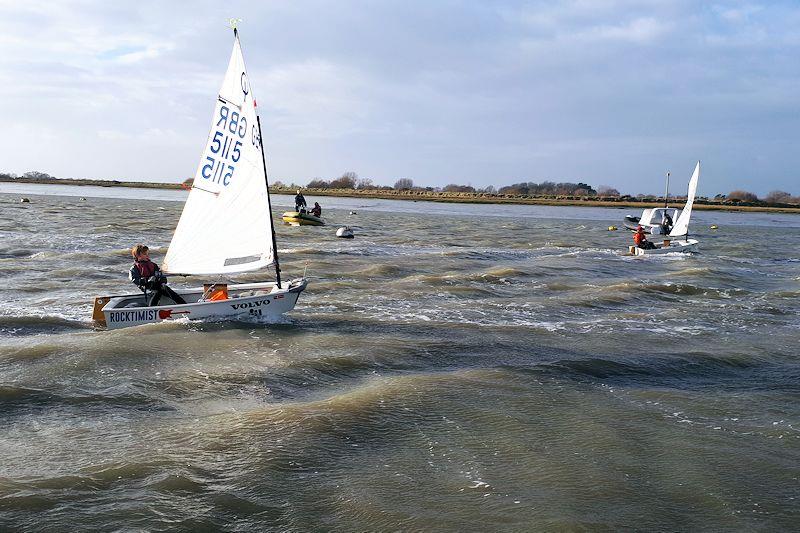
[{"left": 336, "top": 226, "right": 354, "bottom": 239}]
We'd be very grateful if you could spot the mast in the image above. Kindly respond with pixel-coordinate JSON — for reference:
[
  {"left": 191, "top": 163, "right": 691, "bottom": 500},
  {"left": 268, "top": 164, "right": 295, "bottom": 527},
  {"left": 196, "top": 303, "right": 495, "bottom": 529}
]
[
  {"left": 242, "top": 28, "right": 281, "bottom": 288},
  {"left": 233, "top": 26, "right": 282, "bottom": 288},
  {"left": 257, "top": 114, "right": 282, "bottom": 288},
  {"left": 231, "top": 25, "right": 281, "bottom": 289},
  {"left": 664, "top": 171, "right": 670, "bottom": 208}
]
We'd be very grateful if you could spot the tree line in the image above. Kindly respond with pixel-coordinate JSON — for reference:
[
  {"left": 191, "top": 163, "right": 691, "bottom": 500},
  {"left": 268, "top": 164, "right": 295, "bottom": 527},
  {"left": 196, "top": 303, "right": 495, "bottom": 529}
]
[
  {"left": 3, "top": 170, "right": 799, "bottom": 206},
  {"left": 278, "top": 171, "right": 799, "bottom": 205},
  {"left": 276, "top": 172, "right": 599, "bottom": 197}
]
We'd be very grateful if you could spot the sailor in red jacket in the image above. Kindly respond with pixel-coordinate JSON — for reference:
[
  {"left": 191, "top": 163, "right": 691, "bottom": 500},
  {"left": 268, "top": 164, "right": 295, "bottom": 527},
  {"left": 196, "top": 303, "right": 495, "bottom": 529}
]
[
  {"left": 633, "top": 226, "right": 656, "bottom": 250},
  {"left": 129, "top": 244, "right": 186, "bottom": 306}
]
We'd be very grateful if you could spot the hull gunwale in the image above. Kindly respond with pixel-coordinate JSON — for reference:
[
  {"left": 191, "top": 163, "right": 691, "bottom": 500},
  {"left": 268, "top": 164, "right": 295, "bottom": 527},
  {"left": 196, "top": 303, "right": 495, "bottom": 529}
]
[
  {"left": 633, "top": 239, "right": 699, "bottom": 256},
  {"left": 100, "top": 278, "right": 307, "bottom": 329}
]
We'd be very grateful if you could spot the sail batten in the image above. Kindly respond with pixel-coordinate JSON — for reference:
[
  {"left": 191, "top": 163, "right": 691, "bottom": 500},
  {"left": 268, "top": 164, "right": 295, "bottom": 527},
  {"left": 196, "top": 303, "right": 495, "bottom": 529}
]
[{"left": 163, "top": 34, "right": 275, "bottom": 276}]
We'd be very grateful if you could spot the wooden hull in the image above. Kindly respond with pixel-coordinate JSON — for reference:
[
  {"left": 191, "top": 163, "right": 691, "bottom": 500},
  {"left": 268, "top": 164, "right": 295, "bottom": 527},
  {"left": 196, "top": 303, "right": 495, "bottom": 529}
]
[
  {"left": 98, "top": 278, "right": 307, "bottom": 329},
  {"left": 282, "top": 211, "right": 325, "bottom": 226}
]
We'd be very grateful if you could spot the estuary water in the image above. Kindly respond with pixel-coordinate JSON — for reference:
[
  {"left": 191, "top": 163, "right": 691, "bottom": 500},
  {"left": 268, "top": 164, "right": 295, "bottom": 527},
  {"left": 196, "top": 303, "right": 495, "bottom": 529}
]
[{"left": 1, "top": 185, "right": 799, "bottom": 531}]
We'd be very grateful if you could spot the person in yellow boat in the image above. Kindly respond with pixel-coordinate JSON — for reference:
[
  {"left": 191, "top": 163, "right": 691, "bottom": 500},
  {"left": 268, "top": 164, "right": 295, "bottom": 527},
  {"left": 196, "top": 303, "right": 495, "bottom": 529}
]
[
  {"left": 310, "top": 202, "right": 322, "bottom": 217},
  {"left": 294, "top": 190, "right": 307, "bottom": 213}
]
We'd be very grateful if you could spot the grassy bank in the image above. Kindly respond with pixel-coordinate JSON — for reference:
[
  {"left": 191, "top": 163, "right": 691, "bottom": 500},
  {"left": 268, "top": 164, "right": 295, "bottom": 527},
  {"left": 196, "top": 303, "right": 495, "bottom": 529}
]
[
  {"left": 0, "top": 176, "right": 184, "bottom": 190},
  {"left": 271, "top": 187, "right": 800, "bottom": 214},
  {"left": 3, "top": 176, "right": 799, "bottom": 214}
]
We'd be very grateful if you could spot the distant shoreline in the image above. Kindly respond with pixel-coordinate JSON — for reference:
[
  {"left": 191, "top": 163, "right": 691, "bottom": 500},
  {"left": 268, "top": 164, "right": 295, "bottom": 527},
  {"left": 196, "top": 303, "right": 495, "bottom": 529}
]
[{"left": 3, "top": 176, "right": 799, "bottom": 214}]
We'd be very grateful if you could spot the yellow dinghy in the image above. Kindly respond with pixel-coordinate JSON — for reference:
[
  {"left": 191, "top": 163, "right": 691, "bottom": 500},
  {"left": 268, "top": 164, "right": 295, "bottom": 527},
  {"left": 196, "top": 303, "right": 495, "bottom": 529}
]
[{"left": 282, "top": 211, "right": 325, "bottom": 226}]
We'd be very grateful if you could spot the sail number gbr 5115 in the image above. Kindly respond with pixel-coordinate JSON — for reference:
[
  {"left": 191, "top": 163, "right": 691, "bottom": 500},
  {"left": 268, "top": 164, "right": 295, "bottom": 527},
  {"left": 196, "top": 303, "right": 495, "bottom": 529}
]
[{"left": 201, "top": 103, "right": 259, "bottom": 187}]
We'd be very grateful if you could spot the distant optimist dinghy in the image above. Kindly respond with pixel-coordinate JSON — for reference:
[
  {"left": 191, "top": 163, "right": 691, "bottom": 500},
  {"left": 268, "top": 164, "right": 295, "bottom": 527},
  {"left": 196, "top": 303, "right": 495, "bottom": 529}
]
[
  {"left": 631, "top": 162, "right": 700, "bottom": 256},
  {"left": 94, "top": 28, "right": 307, "bottom": 329}
]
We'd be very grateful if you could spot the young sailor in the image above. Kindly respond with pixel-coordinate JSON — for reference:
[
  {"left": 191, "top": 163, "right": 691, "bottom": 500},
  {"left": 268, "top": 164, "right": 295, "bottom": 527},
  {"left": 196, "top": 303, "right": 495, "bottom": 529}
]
[
  {"left": 310, "top": 202, "right": 322, "bottom": 217},
  {"left": 633, "top": 226, "right": 656, "bottom": 250},
  {"left": 129, "top": 244, "right": 187, "bottom": 306},
  {"left": 661, "top": 211, "right": 673, "bottom": 234}
]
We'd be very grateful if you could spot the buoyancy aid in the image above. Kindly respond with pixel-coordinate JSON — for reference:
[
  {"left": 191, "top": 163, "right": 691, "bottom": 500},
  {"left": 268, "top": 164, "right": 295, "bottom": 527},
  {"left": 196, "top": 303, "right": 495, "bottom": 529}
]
[
  {"left": 633, "top": 232, "right": 646, "bottom": 246},
  {"left": 135, "top": 259, "right": 157, "bottom": 279}
]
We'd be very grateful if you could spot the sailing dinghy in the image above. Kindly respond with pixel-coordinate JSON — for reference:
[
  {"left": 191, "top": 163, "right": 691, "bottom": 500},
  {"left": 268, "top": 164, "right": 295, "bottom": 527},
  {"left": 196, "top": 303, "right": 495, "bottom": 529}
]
[
  {"left": 93, "top": 28, "right": 307, "bottom": 329},
  {"left": 623, "top": 207, "right": 681, "bottom": 233},
  {"left": 629, "top": 162, "right": 700, "bottom": 256}
]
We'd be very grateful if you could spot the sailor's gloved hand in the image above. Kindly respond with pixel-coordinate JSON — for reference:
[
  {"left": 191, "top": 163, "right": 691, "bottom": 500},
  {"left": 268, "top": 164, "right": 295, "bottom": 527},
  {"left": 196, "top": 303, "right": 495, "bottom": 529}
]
[{"left": 145, "top": 276, "right": 162, "bottom": 290}]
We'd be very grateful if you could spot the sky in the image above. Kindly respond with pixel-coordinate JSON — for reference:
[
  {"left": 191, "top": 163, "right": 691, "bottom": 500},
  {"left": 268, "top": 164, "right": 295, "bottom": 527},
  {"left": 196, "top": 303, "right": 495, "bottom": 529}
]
[{"left": 0, "top": 0, "right": 798, "bottom": 196}]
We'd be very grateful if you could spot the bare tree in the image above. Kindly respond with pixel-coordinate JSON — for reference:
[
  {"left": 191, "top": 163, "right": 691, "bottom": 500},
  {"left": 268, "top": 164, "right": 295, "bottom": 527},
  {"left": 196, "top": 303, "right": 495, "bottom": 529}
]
[
  {"left": 329, "top": 173, "right": 357, "bottom": 189},
  {"left": 597, "top": 185, "right": 620, "bottom": 196},
  {"left": 356, "top": 177, "right": 374, "bottom": 189},
  {"left": 23, "top": 171, "right": 53, "bottom": 180},
  {"left": 727, "top": 190, "right": 759, "bottom": 202},
  {"left": 765, "top": 190, "right": 791, "bottom": 203},
  {"left": 394, "top": 178, "right": 414, "bottom": 190},
  {"left": 442, "top": 184, "right": 476, "bottom": 193},
  {"left": 307, "top": 178, "right": 330, "bottom": 189},
  {"left": 498, "top": 181, "right": 596, "bottom": 196}
]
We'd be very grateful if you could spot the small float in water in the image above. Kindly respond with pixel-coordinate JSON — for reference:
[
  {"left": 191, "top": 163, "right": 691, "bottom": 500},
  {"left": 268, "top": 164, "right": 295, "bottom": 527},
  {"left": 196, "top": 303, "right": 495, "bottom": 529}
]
[
  {"left": 336, "top": 226, "right": 354, "bottom": 238},
  {"left": 629, "top": 161, "right": 701, "bottom": 256},
  {"left": 282, "top": 211, "right": 325, "bottom": 226}
]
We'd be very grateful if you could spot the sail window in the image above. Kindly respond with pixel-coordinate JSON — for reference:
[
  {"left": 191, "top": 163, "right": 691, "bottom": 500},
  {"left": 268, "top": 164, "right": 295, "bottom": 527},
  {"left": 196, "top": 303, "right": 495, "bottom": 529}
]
[{"left": 224, "top": 255, "right": 262, "bottom": 267}]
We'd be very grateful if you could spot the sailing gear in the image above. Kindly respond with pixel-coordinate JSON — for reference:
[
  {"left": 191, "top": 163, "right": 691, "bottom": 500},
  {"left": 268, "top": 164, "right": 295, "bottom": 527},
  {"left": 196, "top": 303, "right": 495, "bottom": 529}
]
[
  {"left": 633, "top": 226, "right": 655, "bottom": 249},
  {"left": 148, "top": 284, "right": 186, "bottom": 307},
  {"left": 294, "top": 192, "right": 307, "bottom": 212},
  {"left": 661, "top": 212, "right": 673, "bottom": 234},
  {"left": 129, "top": 259, "right": 186, "bottom": 305},
  {"left": 130, "top": 259, "right": 161, "bottom": 288}
]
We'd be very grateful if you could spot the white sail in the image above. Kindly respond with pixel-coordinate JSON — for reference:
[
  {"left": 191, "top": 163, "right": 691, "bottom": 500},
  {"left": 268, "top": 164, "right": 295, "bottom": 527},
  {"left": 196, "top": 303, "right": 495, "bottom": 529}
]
[
  {"left": 668, "top": 161, "right": 700, "bottom": 238},
  {"left": 163, "top": 32, "right": 274, "bottom": 275}
]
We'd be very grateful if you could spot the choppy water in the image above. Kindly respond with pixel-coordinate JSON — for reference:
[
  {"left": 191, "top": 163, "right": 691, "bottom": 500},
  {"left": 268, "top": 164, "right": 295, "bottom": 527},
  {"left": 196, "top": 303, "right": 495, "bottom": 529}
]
[{"left": 1, "top": 186, "right": 799, "bottom": 531}]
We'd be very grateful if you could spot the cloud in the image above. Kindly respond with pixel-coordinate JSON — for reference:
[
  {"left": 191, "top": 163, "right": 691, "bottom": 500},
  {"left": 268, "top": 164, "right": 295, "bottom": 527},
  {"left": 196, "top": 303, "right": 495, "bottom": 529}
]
[
  {"left": 257, "top": 59, "right": 377, "bottom": 139},
  {"left": 714, "top": 3, "right": 764, "bottom": 23},
  {"left": 98, "top": 43, "right": 174, "bottom": 64},
  {"left": 578, "top": 16, "right": 671, "bottom": 43},
  {"left": 0, "top": 0, "right": 798, "bottom": 194}
]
